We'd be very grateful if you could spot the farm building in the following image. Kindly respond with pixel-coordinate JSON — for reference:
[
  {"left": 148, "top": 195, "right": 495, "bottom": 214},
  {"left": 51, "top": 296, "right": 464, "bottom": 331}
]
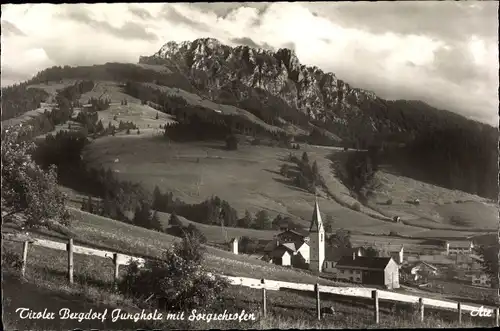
[
  {"left": 276, "top": 229, "right": 309, "bottom": 244},
  {"left": 269, "top": 246, "right": 292, "bottom": 266},
  {"left": 407, "top": 254, "right": 456, "bottom": 265},
  {"left": 444, "top": 240, "right": 474, "bottom": 255},
  {"left": 408, "top": 262, "right": 439, "bottom": 281},
  {"left": 264, "top": 229, "right": 310, "bottom": 268},
  {"left": 333, "top": 256, "right": 400, "bottom": 289},
  {"left": 471, "top": 272, "right": 491, "bottom": 288},
  {"left": 454, "top": 254, "right": 483, "bottom": 270},
  {"left": 322, "top": 246, "right": 366, "bottom": 272}
]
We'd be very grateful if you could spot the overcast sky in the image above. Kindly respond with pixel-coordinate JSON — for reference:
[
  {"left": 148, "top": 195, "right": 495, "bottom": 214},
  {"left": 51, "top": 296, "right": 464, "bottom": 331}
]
[{"left": 1, "top": 2, "right": 498, "bottom": 125}]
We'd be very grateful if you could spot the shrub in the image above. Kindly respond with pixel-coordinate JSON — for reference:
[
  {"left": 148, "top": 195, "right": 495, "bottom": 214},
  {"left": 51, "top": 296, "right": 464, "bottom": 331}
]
[
  {"left": 386, "top": 199, "right": 393, "bottom": 205},
  {"left": 119, "top": 236, "right": 229, "bottom": 311},
  {"left": 2, "top": 251, "right": 23, "bottom": 271},
  {"left": 126, "top": 128, "right": 130, "bottom": 134},
  {"left": 225, "top": 134, "right": 238, "bottom": 150},
  {"left": 280, "top": 164, "right": 290, "bottom": 177},
  {"left": 351, "top": 202, "right": 361, "bottom": 211},
  {"left": 169, "top": 212, "right": 182, "bottom": 227}
]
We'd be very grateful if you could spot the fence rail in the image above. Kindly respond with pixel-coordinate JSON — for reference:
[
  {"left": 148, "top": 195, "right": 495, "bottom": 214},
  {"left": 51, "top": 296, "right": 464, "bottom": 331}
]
[{"left": 5, "top": 234, "right": 499, "bottom": 326}]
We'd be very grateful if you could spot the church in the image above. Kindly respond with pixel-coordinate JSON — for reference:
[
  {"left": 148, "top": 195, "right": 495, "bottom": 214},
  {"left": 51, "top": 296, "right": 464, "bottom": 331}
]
[
  {"left": 264, "top": 198, "right": 325, "bottom": 272},
  {"left": 264, "top": 199, "right": 400, "bottom": 289}
]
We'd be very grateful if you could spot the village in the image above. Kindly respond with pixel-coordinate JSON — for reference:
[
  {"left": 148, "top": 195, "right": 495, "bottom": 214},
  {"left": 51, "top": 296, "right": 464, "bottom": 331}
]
[{"left": 228, "top": 199, "right": 493, "bottom": 295}]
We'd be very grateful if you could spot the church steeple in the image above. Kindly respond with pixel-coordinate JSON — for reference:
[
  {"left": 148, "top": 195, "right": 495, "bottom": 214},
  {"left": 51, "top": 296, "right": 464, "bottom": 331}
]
[{"left": 309, "top": 197, "right": 324, "bottom": 233}]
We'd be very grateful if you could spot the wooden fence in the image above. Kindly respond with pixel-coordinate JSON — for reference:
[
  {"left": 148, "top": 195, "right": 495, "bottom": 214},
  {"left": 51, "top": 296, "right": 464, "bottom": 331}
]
[{"left": 6, "top": 235, "right": 499, "bottom": 326}]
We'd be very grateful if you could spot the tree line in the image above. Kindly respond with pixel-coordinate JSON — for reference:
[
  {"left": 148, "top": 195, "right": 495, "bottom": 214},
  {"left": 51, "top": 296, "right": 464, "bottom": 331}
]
[
  {"left": 381, "top": 125, "right": 498, "bottom": 199},
  {"left": 280, "top": 151, "right": 324, "bottom": 194},
  {"left": 1, "top": 83, "right": 49, "bottom": 121}
]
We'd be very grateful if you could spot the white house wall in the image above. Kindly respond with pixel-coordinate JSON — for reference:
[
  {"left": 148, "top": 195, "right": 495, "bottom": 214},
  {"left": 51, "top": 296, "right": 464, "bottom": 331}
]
[
  {"left": 282, "top": 252, "right": 291, "bottom": 266},
  {"left": 297, "top": 243, "right": 310, "bottom": 263}
]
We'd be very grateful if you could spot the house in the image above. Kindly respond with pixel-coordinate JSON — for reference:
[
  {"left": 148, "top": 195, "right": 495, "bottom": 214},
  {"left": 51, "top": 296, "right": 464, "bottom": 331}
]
[
  {"left": 334, "top": 256, "right": 400, "bottom": 289},
  {"left": 282, "top": 241, "right": 310, "bottom": 264},
  {"left": 269, "top": 246, "right": 292, "bottom": 266},
  {"left": 445, "top": 240, "right": 474, "bottom": 255},
  {"left": 454, "top": 254, "right": 483, "bottom": 270},
  {"left": 323, "top": 246, "right": 365, "bottom": 273},
  {"left": 409, "top": 262, "right": 439, "bottom": 281},
  {"left": 471, "top": 272, "right": 491, "bottom": 288},
  {"left": 264, "top": 228, "right": 310, "bottom": 268},
  {"left": 277, "top": 229, "right": 309, "bottom": 244}
]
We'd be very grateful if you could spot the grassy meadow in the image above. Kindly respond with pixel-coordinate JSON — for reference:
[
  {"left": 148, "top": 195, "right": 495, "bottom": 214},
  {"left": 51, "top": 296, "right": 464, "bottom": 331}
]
[{"left": 3, "top": 234, "right": 494, "bottom": 330}]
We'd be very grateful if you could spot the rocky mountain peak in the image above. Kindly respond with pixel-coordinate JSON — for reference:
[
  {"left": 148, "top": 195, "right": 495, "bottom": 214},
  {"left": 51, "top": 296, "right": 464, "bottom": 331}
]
[{"left": 141, "top": 38, "right": 391, "bottom": 136}]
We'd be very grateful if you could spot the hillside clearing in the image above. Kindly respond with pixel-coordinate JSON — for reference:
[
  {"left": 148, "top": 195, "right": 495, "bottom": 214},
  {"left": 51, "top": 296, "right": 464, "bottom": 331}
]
[{"left": 83, "top": 137, "right": 432, "bottom": 236}]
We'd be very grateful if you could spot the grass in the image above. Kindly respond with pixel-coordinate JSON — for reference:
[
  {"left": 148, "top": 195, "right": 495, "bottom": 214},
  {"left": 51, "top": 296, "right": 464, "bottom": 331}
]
[
  {"left": 83, "top": 136, "right": 443, "bottom": 238},
  {"left": 2, "top": 240, "right": 493, "bottom": 330},
  {"left": 370, "top": 171, "right": 495, "bottom": 232},
  {"left": 26, "top": 207, "right": 350, "bottom": 286},
  {"left": 157, "top": 211, "right": 278, "bottom": 243}
]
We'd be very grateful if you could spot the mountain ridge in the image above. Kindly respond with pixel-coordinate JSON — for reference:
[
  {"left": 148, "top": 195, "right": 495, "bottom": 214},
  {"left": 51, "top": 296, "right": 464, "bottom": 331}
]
[{"left": 139, "top": 37, "right": 494, "bottom": 146}]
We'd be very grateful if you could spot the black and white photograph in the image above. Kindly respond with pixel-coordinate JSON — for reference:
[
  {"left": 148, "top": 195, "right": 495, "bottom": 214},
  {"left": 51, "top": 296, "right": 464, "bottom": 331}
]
[{"left": 1, "top": 1, "right": 499, "bottom": 329}]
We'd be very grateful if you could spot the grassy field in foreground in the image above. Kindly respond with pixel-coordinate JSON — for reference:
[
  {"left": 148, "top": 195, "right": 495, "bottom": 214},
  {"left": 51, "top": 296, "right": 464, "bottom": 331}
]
[
  {"left": 3, "top": 239, "right": 492, "bottom": 330},
  {"left": 29, "top": 207, "right": 347, "bottom": 286}
]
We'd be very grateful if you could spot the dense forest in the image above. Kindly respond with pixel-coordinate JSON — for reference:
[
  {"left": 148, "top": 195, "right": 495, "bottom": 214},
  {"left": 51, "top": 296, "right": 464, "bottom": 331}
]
[
  {"left": 380, "top": 124, "right": 498, "bottom": 199},
  {"left": 28, "top": 63, "right": 196, "bottom": 93},
  {"left": 1, "top": 83, "right": 49, "bottom": 121}
]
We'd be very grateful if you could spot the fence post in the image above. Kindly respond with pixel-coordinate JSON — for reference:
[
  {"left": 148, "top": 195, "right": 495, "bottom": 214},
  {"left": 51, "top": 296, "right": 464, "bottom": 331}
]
[
  {"left": 261, "top": 279, "right": 267, "bottom": 318},
  {"left": 113, "top": 253, "right": 120, "bottom": 290},
  {"left": 315, "top": 283, "right": 321, "bottom": 321},
  {"left": 21, "top": 241, "right": 29, "bottom": 277},
  {"left": 418, "top": 298, "right": 424, "bottom": 322},
  {"left": 495, "top": 308, "right": 499, "bottom": 327},
  {"left": 372, "top": 290, "right": 379, "bottom": 324},
  {"left": 457, "top": 302, "right": 461, "bottom": 325},
  {"left": 67, "top": 238, "right": 74, "bottom": 284}
]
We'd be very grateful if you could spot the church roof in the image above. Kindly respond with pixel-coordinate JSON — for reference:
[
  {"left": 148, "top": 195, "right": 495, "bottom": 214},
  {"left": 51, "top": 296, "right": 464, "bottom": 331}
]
[{"left": 309, "top": 198, "right": 324, "bottom": 233}]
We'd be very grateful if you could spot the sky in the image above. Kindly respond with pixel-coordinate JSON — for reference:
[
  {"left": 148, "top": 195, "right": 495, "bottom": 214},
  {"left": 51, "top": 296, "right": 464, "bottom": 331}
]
[{"left": 1, "top": 2, "right": 498, "bottom": 125}]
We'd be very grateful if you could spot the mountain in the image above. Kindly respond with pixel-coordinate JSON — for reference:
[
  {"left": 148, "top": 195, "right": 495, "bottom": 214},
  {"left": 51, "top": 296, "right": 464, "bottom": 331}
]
[
  {"left": 139, "top": 38, "right": 492, "bottom": 147},
  {"left": 3, "top": 37, "right": 497, "bottom": 199},
  {"left": 139, "top": 38, "right": 497, "bottom": 199}
]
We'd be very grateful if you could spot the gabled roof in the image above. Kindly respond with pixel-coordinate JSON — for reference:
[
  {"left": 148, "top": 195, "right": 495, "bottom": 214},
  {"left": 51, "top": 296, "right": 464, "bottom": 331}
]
[
  {"left": 325, "top": 246, "right": 363, "bottom": 262},
  {"left": 335, "top": 256, "right": 393, "bottom": 270},
  {"left": 413, "top": 261, "right": 438, "bottom": 271},
  {"left": 277, "top": 229, "right": 308, "bottom": 238},
  {"left": 282, "top": 242, "right": 299, "bottom": 252},
  {"left": 282, "top": 241, "right": 307, "bottom": 252},
  {"left": 447, "top": 241, "right": 473, "bottom": 248},
  {"left": 309, "top": 198, "right": 324, "bottom": 233},
  {"left": 264, "top": 240, "right": 279, "bottom": 252},
  {"left": 269, "top": 245, "right": 291, "bottom": 258}
]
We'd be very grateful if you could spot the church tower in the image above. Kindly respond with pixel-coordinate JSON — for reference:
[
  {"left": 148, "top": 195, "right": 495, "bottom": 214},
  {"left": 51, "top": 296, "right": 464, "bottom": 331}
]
[{"left": 309, "top": 197, "right": 325, "bottom": 272}]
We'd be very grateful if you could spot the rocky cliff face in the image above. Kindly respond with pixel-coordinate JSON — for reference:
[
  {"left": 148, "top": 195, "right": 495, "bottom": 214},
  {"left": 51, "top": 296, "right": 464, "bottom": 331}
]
[{"left": 138, "top": 38, "right": 419, "bottom": 141}]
